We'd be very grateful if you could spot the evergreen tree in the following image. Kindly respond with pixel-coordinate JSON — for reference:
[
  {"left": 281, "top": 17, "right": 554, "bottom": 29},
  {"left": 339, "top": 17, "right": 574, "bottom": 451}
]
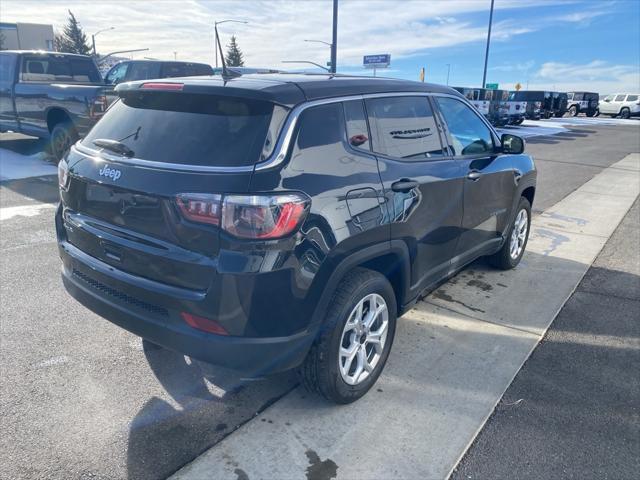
[
  {"left": 56, "top": 10, "right": 91, "bottom": 55},
  {"left": 225, "top": 36, "right": 244, "bottom": 67}
]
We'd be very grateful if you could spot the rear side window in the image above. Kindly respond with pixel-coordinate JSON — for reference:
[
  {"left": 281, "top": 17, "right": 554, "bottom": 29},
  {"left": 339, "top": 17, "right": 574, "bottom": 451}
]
[
  {"left": 343, "top": 100, "right": 370, "bottom": 151},
  {"left": 293, "top": 103, "right": 344, "bottom": 151},
  {"left": 21, "top": 55, "right": 101, "bottom": 83},
  {"left": 126, "top": 62, "right": 161, "bottom": 81},
  {"left": 614, "top": 94, "right": 626, "bottom": 101},
  {"left": 366, "top": 96, "right": 445, "bottom": 160},
  {"left": 160, "top": 62, "right": 214, "bottom": 78},
  {"left": 83, "top": 92, "right": 286, "bottom": 167},
  {"left": 436, "top": 97, "right": 494, "bottom": 156},
  {"left": 626, "top": 95, "right": 638, "bottom": 102}
]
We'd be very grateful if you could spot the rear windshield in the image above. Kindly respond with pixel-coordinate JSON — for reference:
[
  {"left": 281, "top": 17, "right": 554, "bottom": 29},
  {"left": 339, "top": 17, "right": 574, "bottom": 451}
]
[
  {"left": 83, "top": 92, "right": 287, "bottom": 167},
  {"left": 160, "top": 62, "right": 214, "bottom": 78},
  {"left": 21, "top": 55, "right": 101, "bottom": 83}
]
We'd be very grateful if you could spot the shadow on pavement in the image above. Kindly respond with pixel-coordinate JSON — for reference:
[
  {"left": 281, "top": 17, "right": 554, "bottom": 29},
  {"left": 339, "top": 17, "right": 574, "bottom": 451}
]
[{"left": 126, "top": 341, "right": 297, "bottom": 480}]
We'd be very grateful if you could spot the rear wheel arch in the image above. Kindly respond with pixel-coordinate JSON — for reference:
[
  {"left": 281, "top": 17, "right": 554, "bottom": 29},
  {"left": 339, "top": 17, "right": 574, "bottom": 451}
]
[
  {"left": 309, "top": 241, "right": 410, "bottom": 329},
  {"left": 46, "top": 108, "right": 73, "bottom": 132}
]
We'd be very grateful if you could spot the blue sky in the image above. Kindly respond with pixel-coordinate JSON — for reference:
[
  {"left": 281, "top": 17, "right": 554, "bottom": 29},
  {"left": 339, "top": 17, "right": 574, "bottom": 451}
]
[{"left": 3, "top": 0, "right": 639, "bottom": 92}]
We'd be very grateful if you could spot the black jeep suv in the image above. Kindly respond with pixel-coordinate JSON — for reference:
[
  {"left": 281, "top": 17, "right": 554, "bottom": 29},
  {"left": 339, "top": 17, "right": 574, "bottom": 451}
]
[{"left": 57, "top": 74, "right": 536, "bottom": 403}]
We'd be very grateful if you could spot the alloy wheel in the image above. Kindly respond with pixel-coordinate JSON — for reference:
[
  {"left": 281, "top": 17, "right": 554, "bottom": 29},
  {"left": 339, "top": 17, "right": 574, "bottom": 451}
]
[
  {"left": 509, "top": 208, "right": 529, "bottom": 260},
  {"left": 339, "top": 293, "right": 389, "bottom": 386}
]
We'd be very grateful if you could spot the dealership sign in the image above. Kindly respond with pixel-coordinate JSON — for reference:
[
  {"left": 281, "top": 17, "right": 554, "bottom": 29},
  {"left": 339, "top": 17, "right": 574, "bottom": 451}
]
[{"left": 363, "top": 54, "right": 391, "bottom": 68}]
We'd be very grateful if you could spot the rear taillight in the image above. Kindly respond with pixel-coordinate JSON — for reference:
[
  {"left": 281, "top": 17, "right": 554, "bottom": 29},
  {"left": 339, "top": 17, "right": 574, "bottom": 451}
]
[
  {"left": 58, "top": 160, "right": 69, "bottom": 190},
  {"left": 176, "top": 193, "right": 222, "bottom": 225},
  {"left": 176, "top": 193, "right": 310, "bottom": 239},
  {"left": 90, "top": 95, "right": 108, "bottom": 118}
]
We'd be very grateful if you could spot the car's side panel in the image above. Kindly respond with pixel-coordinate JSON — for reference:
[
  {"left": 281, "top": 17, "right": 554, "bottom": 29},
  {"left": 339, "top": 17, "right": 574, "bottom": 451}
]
[{"left": 248, "top": 101, "right": 390, "bottom": 334}]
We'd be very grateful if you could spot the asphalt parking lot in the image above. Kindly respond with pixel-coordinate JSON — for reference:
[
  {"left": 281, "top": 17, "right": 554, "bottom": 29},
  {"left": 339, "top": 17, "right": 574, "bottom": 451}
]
[{"left": 1, "top": 118, "right": 639, "bottom": 479}]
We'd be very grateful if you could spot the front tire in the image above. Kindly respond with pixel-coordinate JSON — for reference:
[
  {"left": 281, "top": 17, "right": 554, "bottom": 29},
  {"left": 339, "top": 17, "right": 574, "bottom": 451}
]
[
  {"left": 620, "top": 108, "right": 631, "bottom": 119},
  {"left": 568, "top": 105, "right": 578, "bottom": 117},
  {"left": 488, "top": 197, "right": 531, "bottom": 270},
  {"left": 300, "top": 268, "right": 397, "bottom": 404}
]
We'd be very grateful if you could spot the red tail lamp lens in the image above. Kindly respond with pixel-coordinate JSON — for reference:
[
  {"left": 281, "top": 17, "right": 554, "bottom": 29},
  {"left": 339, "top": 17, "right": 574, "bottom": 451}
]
[
  {"left": 181, "top": 312, "right": 228, "bottom": 335},
  {"left": 176, "top": 193, "right": 310, "bottom": 239}
]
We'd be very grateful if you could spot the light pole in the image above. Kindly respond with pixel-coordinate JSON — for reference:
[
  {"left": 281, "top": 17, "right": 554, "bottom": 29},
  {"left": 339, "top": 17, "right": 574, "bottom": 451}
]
[
  {"left": 214, "top": 19, "right": 248, "bottom": 68},
  {"left": 481, "top": 0, "right": 495, "bottom": 88},
  {"left": 331, "top": 0, "right": 338, "bottom": 74},
  {"left": 282, "top": 60, "right": 330, "bottom": 72},
  {"left": 92, "top": 27, "right": 114, "bottom": 56},
  {"left": 446, "top": 63, "right": 451, "bottom": 85},
  {"left": 304, "top": 39, "right": 332, "bottom": 71}
]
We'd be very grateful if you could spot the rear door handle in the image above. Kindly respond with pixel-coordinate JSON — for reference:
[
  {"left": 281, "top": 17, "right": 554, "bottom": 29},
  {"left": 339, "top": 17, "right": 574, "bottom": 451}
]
[
  {"left": 467, "top": 170, "right": 482, "bottom": 181},
  {"left": 391, "top": 179, "right": 419, "bottom": 192}
]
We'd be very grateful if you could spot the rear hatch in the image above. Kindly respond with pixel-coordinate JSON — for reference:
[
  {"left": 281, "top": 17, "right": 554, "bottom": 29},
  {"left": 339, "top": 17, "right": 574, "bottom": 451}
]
[{"left": 60, "top": 85, "right": 288, "bottom": 291}]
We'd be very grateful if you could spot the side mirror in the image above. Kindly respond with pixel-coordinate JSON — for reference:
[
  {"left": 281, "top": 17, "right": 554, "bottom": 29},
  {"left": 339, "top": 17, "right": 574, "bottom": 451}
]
[{"left": 501, "top": 133, "right": 525, "bottom": 154}]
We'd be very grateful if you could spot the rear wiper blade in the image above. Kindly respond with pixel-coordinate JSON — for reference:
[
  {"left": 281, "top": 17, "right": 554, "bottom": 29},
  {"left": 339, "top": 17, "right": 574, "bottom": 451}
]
[{"left": 93, "top": 138, "right": 135, "bottom": 157}]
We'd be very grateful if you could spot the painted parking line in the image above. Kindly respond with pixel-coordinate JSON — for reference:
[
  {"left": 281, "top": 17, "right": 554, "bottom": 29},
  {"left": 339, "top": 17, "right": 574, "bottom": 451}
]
[
  {"left": 171, "top": 154, "right": 639, "bottom": 480},
  {"left": 497, "top": 117, "right": 639, "bottom": 139},
  {"left": 0, "top": 203, "right": 57, "bottom": 221}
]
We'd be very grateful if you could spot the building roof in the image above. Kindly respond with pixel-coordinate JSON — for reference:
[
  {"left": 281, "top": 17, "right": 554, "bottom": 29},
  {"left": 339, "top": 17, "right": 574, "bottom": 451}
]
[{"left": 116, "top": 73, "right": 462, "bottom": 107}]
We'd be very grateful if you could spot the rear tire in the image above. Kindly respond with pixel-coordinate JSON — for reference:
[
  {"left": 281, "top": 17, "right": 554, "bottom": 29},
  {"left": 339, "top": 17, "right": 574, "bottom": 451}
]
[
  {"left": 299, "top": 268, "right": 397, "bottom": 404},
  {"left": 49, "top": 122, "right": 78, "bottom": 162},
  {"left": 568, "top": 105, "right": 578, "bottom": 117},
  {"left": 586, "top": 111, "right": 595, "bottom": 117},
  {"left": 488, "top": 197, "right": 531, "bottom": 270},
  {"left": 620, "top": 108, "right": 631, "bottom": 119}
]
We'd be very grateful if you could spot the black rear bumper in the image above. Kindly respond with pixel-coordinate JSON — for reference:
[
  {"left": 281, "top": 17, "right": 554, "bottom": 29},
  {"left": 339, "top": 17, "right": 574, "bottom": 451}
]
[{"left": 59, "top": 244, "right": 316, "bottom": 376}]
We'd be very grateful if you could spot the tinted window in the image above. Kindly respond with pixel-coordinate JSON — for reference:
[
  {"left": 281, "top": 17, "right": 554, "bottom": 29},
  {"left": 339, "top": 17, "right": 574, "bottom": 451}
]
[
  {"left": 343, "top": 100, "right": 370, "bottom": 150},
  {"left": 126, "top": 62, "right": 161, "bottom": 81},
  {"left": 614, "top": 94, "right": 626, "bottom": 101},
  {"left": 21, "top": 55, "right": 100, "bottom": 83},
  {"left": 366, "top": 96, "right": 445, "bottom": 160},
  {"left": 294, "top": 103, "right": 344, "bottom": 151},
  {"left": 83, "top": 93, "right": 284, "bottom": 167},
  {"left": 105, "top": 62, "right": 129, "bottom": 85},
  {"left": 0, "top": 54, "right": 15, "bottom": 84},
  {"left": 160, "top": 62, "right": 213, "bottom": 78},
  {"left": 626, "top": 95, "right": 638, "bottom": 102},
  {"left": 436, "top": 97, "right": 494, "bottom": 156}
]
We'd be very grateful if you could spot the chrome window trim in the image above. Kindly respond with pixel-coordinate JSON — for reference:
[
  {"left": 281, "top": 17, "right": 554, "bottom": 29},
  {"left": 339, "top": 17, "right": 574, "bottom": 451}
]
[{"left": 75, "top": 90, "right": 489, "bottom": 173}]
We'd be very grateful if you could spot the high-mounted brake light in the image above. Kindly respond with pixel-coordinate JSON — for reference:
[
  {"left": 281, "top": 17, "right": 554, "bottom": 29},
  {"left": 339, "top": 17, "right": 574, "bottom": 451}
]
[
  {"left": 175, "top": 193, "right": 310, "bottom": 239},
  {"left": 140, "top": 82, "right": 184, "bottom": 91}
]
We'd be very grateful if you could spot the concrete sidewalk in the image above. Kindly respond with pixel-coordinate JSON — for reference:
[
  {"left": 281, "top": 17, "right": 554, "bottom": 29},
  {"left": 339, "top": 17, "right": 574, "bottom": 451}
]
[
  {"left": 169, "top": 154, "right": 638, "bottom": 480},
  {"left": 453, "top": 199, "right": 639, "bottom": 480}
]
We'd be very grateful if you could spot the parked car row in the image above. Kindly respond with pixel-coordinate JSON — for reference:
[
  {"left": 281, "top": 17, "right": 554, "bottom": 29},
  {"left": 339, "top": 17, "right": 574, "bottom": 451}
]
[{"left": 453, "top": 86, "right": 639, "bottom": 126}]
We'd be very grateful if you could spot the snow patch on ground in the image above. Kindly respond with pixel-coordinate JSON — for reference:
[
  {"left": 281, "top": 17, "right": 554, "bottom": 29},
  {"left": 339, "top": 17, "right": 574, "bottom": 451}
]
[{"left": 0, "top": 148, "right": 57, "bottom": 181}]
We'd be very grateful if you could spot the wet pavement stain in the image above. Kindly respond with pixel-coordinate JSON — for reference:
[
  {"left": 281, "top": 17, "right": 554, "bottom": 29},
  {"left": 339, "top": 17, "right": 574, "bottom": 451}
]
[
  {"left": 215, "top": 423, "right": 227, "bottom": 432},
  {"left": 433, "top": 290, "right": 485, "bottom": 313},
  {"left": 466, "top": 279, "right": 493, "bottom": 292},
  {"left": 534, "top": 228, "right": 571, "bottom": 256},
  {"left": 543, "top": 211, "right": 588, "bottom": 226},
  {"left": 234, "top": 468, "right": 250, "bottom": 480},
  {"left": 305, "top": 449, "right": 338, "bottom": 480}
]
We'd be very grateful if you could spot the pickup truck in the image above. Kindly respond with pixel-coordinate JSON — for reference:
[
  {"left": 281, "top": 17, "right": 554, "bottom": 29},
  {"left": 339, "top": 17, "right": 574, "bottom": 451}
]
[{"left": 0, "top": 51, "right": 110, "bottom": 161}]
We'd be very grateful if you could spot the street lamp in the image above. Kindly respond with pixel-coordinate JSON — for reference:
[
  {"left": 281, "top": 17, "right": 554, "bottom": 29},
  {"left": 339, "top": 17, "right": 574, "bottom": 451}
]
[
  {"left": 481, "top": 0, "right": 495, "bottom": 88},
  {"left": 214, "top": 19, "right": 248, "bottom": 68},
  {"left": 446, "top": 63, "right": 451, "bottom": 85},
  {"left": 282, "top": 60, "right": 330, "bottom": 72},
  {"left": 92, "top": 27, "right": 115, "bottom": 56},
  {"left": 304, "top": 39, "right": 333, "bottom": 71}
]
